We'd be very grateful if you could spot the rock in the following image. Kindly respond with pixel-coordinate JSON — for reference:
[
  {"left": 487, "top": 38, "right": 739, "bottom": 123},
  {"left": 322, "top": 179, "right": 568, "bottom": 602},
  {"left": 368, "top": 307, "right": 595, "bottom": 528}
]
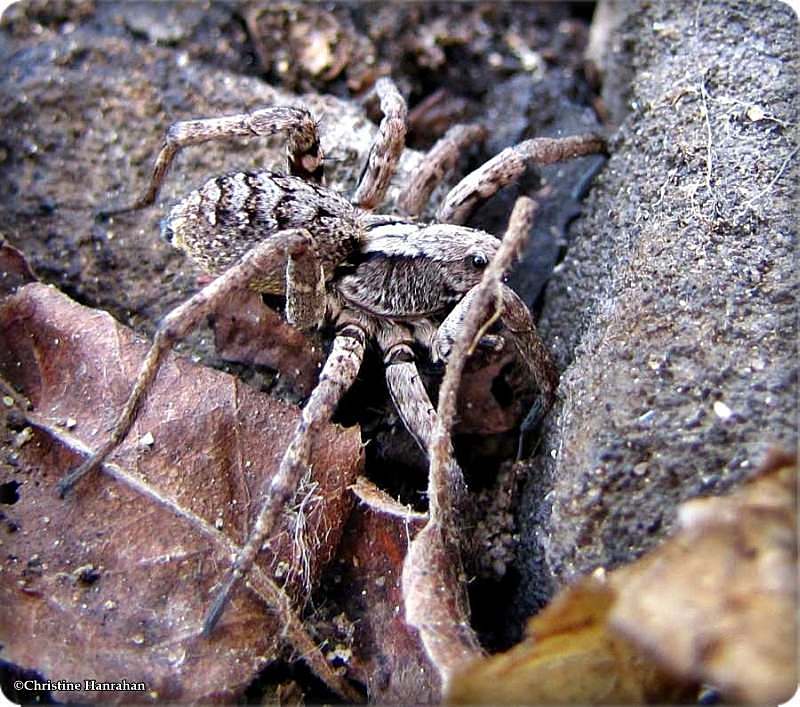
[{"left": 515, "top": 0, "right": 798, "bottom": 620}]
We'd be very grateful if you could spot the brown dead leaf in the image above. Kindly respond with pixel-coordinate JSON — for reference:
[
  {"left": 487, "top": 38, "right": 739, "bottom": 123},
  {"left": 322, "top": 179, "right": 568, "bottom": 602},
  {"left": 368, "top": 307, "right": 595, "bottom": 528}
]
[
  {"left": 0, "top": 241, "right": 36, "bottom": 297},
  {"left": 448, "top": 575, "right": 686, "bottom": 704},
  {"left": 457, "top": 283, "right": 557, "bottom": 437},
  {"left": 448, "top": 451, "right": 798, "bottom": 705},
  {"left": 610, "top": 450, "right": 798, "bottom": 704},
  {"left": 402, "top": 497, "right": 483, "bottom": 691},
  {"left": 320, "top": 478, "right": 438, "bottom": 703},
  {"left": 456, "top": 344, "right": 538, "bottom": 435},
  {"left": 210, "top": 287, "right": 324, "bottom": 397},
  {"left": 0, "top": 283, "right": 363, "bottom": 702}
]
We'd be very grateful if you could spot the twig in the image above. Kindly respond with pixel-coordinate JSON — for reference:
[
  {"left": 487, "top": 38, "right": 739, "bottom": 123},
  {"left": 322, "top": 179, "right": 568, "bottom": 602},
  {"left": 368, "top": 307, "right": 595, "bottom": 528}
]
[
  {"left": 699, "top": 75, "right": 715, "bottom": 197},
  {"left": 693, "top": 0, "right": 706, "bottom": 37},
  {"left": 430, "top": 197, "right": 537, "bottom": 522},
  {"left": 402, "top": 198, "right": 538, "bottom": 694}
]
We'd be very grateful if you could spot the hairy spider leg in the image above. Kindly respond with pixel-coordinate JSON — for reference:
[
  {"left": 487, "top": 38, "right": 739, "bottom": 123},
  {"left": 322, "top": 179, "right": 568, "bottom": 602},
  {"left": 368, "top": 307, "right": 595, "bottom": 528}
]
[
  {"left": 99, "top": 106, "right": 324, "bottom": 217},
  {"left": 57, "top": 229, "right": 323, "bottom": 496},
  {"left": 436, "top": 283, "right": 557, "bottom": 412},
  {"left": 352, "top": 77, "right": 408, "bottom": 210},
  {"left": 437, "top": 133, "right": 607, "bottom": 225},
  {"left": 401, "top": 197, "right": 543, "bottom": 685},
  {"left": 203, "top": 325, "right": 366, "bottom": 635},
  {"left": 383, "top": 340, "right": 481, "bottom": 664},
  {"left": 397, "top": 123, "right": 488, "bottom": 217}
]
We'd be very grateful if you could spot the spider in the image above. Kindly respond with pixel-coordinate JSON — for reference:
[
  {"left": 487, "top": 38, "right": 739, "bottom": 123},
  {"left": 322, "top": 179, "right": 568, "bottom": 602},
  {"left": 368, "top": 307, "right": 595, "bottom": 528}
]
[{"left": 56, "top": 77, "right": 604, "bottom": 638}]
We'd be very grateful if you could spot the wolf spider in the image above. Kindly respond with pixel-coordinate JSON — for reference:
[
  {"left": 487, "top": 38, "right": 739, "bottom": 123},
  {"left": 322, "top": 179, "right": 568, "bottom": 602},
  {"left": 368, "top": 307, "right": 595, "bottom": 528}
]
[{"left": 57, "top": 78, "right": 604, "bottom": 637}]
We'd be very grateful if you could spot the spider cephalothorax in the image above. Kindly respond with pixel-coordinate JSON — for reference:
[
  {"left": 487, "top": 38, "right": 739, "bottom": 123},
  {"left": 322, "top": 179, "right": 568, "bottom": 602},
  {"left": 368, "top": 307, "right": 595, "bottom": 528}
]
[
  {"left": 336, "top": 220, "right": 502, "bottom": 319},
  {"left": 58, "top": 77, "right": 604, "bottom": 640}
]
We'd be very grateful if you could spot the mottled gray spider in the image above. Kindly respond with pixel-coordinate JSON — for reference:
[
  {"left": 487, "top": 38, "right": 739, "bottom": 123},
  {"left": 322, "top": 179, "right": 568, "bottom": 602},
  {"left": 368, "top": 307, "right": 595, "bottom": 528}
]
[{"left": 57, "top": 77, "right": 604, "bottom": 636}]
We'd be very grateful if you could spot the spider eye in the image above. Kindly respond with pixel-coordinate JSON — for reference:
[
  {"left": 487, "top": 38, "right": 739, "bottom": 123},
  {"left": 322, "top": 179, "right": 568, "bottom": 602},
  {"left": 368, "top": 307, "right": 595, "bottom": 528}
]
[{"left": 471, "top": 254, "right": 488, "bottom": 270}]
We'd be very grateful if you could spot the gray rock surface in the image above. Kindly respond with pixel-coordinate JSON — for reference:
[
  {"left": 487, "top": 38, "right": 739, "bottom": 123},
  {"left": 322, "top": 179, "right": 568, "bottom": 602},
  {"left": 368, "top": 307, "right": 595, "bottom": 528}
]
[{"left": 515, "top": 0, "right": 798, "bottom": 618}]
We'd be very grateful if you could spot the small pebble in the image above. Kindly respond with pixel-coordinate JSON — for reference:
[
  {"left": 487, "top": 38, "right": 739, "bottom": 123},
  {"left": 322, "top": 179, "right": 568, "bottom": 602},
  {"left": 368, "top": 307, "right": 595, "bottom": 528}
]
[
  {"left": 746, "top": 104, "right": 765, "bottom": 121},
  {"left": 638, "top": 409, "right": 656, "bottom": 424},
  {"left": 14, "top": 427, "right": 33, "bottom": 448},
  {"left": 713, "top": 401, "right": 733, "bottom": 420}
]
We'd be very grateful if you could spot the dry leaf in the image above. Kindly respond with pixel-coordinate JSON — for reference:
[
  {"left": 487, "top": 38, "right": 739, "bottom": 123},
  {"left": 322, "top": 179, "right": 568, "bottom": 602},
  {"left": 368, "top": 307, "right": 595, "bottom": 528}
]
[
  {"left": 0, "top": 283, "right": 363, "bottom": 702},
  {"left": 210, "top": 287, "right": 324, "bottom": 397},
  {"left": 447, "top": 575, "right": 684, "bottom": 704},
  {"left": 320, "top": 478, "right": 438, "bottom": 703},
  {"left": 456, "top": 343, "right": 538, "bottom": 435},
  {"left": 610, "top": 451, "right": 798, "bottom": 704},
  {"left": 0, "top": 241, "right": 36, "bottom": 297},
  {"left": 448, "top": 452, "right": 798, "bottom": 705}
]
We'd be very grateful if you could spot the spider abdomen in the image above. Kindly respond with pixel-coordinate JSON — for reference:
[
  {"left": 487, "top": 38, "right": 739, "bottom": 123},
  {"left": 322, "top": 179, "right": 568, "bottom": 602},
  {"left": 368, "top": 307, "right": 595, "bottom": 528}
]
[{"left": 162, "top": 170, "right": 362, "bottom": 293}]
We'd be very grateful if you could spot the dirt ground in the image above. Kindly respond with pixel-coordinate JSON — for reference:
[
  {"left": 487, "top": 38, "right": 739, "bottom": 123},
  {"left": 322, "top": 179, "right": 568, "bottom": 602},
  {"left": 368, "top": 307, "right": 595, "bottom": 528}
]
[{"left": 0, "top": 0, "right": 797, "bottom": 703}]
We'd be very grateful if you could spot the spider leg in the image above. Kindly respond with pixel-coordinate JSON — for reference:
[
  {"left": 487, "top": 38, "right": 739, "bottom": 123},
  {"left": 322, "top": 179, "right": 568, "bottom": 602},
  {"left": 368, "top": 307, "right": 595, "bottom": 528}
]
[
  {"left": 496, "top": 285, "right": 558, "bottom": 412},
  {"left": 203, "top": 324, "right": 366, "bottom": 635},
  {"left": 384, "top": 345, "right": 440, "bottom": 453},
  {"left": 439, "top": 195, "right": 558, "bottom": 456},
  {"left": 397, "top": 123, "right": 487, "bottom": 217},
  {"left": 101, "top": 106, "right": 324, "bottom": 216},
  {"left": 398, "top": 199, "right": 543, "bottom": 684},
  {"left": 436, "top": 133, "right": 606, "bottom": 224},
  {"left": 383, "top": 340, "right": 478, "bottom": 669},
  {"left": 285, "top": 234, "right": 327, "bottom": 330},
  {"left": 385, "top": 350, "right": 470, "bottom": 525},
  {"left": 353, "top": 77, "right": 408, "bottom": 210},
  {"left": 57, "top": 228, "right": 323, "bottom": 497},
  {"left": 382, "top": 338, "right": 468, "bottom": 502},
  {"left": 435, "top": 280, "right": 558, "bottom": 452}
]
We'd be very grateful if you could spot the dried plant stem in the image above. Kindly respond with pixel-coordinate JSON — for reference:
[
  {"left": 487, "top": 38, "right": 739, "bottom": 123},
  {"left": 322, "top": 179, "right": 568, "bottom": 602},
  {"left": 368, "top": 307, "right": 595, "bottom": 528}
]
[
  {"left": 403, "top": 197, "right": 538, "bottom": 694},
  {"left": 432, "top": 196, "right": 537, "bottom": 521}
]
